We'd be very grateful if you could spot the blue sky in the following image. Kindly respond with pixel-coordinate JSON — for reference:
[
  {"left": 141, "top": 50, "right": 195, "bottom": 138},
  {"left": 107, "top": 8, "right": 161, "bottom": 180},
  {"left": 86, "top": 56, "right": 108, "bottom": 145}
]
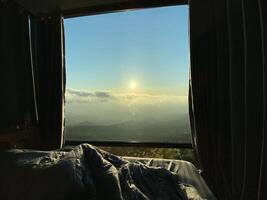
[
  {"left": 64, "top": 5, "right": 189, "bottom": 126},
  {"left": 65, "top": 5, "right": 189, "bottom": 95}
]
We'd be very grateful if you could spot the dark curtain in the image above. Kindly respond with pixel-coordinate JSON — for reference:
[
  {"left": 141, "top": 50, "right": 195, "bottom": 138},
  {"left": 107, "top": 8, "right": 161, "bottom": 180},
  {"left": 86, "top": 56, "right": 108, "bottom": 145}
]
[
  {"left": 31, "top": 15, "right": 65, "bottom": 150},
  {"left": 189, "top": 0, "right": 266, "bottom": 199},
  {"left": 0, "top": 1, "right": 36, "bottom": 130}
]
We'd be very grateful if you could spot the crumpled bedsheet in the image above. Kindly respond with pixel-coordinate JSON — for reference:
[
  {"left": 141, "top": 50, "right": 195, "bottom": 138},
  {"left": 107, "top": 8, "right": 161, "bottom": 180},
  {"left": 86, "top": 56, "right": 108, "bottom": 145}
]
[{"left": 0, "top": 144, "right": 205, "bottom": 200}]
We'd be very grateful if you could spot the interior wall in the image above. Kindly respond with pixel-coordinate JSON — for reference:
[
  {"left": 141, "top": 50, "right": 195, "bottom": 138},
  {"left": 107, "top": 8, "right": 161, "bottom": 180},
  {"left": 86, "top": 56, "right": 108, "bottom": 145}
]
[{"left": 15, "top": 0, "right": 186, "bottom": 16}]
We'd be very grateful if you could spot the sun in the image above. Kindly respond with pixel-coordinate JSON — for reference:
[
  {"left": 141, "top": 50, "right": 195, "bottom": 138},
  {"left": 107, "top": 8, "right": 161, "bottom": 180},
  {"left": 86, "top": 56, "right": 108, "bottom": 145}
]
[{"left": 129, "top": 81, "right": 137, "bottom": 90}]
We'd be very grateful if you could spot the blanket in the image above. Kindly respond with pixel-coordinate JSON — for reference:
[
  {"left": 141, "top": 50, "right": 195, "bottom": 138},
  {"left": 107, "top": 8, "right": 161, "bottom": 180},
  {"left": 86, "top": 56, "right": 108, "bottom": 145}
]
[{"left": 0, "top": 144, "right": 204, "bottom": 200}]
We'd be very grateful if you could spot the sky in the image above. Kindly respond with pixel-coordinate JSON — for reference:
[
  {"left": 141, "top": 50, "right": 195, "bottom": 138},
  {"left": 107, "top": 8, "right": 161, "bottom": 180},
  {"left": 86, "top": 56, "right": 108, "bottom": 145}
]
[{"left": 64, "top": 5, "right": 189, "bottom": 126}]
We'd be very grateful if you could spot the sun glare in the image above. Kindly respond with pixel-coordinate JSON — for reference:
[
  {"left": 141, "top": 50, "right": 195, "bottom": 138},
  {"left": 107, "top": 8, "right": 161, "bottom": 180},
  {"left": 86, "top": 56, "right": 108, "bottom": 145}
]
[{"left": 129, "top": 81, "right": 137, "bottom": 90}]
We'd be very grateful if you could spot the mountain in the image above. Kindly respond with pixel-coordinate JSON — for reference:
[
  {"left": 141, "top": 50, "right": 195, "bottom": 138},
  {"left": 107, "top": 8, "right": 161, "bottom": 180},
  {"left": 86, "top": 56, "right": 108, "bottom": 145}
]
[{"left": 65, "top": 119, "right": 191, "bottom": 143}]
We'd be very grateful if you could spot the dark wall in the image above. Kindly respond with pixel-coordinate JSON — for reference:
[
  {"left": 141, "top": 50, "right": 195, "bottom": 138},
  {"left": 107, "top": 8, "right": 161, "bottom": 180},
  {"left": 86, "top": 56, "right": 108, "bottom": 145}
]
[{"left": 0, "top": 1, "right": 35, "bottom": 130}]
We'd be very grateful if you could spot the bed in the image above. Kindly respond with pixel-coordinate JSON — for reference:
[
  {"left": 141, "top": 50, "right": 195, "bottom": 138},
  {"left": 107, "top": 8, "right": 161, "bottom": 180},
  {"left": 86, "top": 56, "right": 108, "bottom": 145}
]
[{"left": 0, "top": 144, "right": 216, "bottom": 200}]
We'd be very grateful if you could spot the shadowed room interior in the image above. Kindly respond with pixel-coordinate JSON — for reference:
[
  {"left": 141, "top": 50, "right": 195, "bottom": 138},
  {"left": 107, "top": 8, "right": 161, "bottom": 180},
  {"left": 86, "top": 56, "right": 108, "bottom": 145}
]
[{"left": 0, "top": 0, "right": 266, "bottom": 199}]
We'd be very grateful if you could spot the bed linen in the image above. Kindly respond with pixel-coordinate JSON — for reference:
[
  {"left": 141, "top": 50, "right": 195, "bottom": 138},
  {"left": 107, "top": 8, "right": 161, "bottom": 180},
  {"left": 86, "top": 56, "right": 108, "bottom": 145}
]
[
  {"left": 124, "top": 157, "right": 215, "bottom": 199},
  {"left": 0, "top": 144, "right": 215, "bottom": 200}
]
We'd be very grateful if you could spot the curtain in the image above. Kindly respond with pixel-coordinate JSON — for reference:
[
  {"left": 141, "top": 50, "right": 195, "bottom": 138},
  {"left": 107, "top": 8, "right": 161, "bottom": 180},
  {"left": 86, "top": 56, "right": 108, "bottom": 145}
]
[
  {"left": 0, "top": 1, "right": 35, "bottom": 130},
  {"left": 189, "top": 0, "right": 266, "bottom": 199},
  {"left": 31, "top": 15, "right": 65, "bottom": 150}
]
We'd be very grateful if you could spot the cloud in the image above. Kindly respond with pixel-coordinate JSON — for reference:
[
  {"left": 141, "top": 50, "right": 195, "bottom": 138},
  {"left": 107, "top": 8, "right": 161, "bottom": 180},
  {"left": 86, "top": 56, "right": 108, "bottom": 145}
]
[
  {"left": 67, "top": 88, "right": 93, "bottom": 97},
  {"left": 95, "top": 91, "right": 112, "bottom": 98},
  {"left": 66, "top": 89, "right": 114, "bottom": 103},
  {"left": 65, "top": 88, "right": 187, "bottom": 106}
]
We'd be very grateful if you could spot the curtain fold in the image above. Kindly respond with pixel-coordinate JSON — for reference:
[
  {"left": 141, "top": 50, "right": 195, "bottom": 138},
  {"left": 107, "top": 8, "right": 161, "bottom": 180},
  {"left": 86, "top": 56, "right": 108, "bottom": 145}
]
[
  {"left": 189, "top": 0, "right": 266, "bottom": 199},
  {"left": 259, "top": 1, "right": 267, "bottom": 199},
  {"left": 31, "top": 15, "right": 65, "bottom": 150},
  {"left": 0, "top": 1, "right": 36, "bottom": 130}
]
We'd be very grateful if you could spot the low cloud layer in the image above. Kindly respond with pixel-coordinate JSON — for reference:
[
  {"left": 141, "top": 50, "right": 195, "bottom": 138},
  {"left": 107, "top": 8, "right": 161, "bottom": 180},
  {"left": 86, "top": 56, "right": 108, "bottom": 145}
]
[
  {"left": 67, "top": 89, "right": 94, "bottom": 97},
  {"left": 65, "top": 88, "right": 187, "bottom": 105},
  {"left": 66, "top": 88, "right": 113, "bottom": 103},
  {"left": 65, "top": 88, "right": 189, "bottom": 126}
]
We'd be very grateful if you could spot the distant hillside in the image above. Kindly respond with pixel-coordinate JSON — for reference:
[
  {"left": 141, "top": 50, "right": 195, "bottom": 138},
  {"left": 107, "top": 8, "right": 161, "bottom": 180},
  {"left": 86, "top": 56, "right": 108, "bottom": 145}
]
[{"left": 65, "top": 119, "right": 191, "bottom": 143}]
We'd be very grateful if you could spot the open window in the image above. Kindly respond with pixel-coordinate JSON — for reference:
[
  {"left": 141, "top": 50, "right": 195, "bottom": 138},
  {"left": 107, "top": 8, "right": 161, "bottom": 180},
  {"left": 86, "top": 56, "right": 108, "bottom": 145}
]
[{"left": 64, "top": 5, "right": 193, "bottom": 161}]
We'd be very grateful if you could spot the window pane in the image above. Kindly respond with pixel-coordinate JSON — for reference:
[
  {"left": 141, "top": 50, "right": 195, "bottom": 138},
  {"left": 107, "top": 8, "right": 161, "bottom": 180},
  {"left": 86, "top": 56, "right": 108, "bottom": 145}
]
[{"left": 64, "top": 5, "right": 190, "bottom": 144}]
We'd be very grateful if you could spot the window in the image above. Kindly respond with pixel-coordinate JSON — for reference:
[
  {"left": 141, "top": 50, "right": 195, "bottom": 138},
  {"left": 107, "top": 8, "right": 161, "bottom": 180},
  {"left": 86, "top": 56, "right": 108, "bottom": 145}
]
[{"left": 64, "top": 5, "right": 190, "bottom": 146}]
